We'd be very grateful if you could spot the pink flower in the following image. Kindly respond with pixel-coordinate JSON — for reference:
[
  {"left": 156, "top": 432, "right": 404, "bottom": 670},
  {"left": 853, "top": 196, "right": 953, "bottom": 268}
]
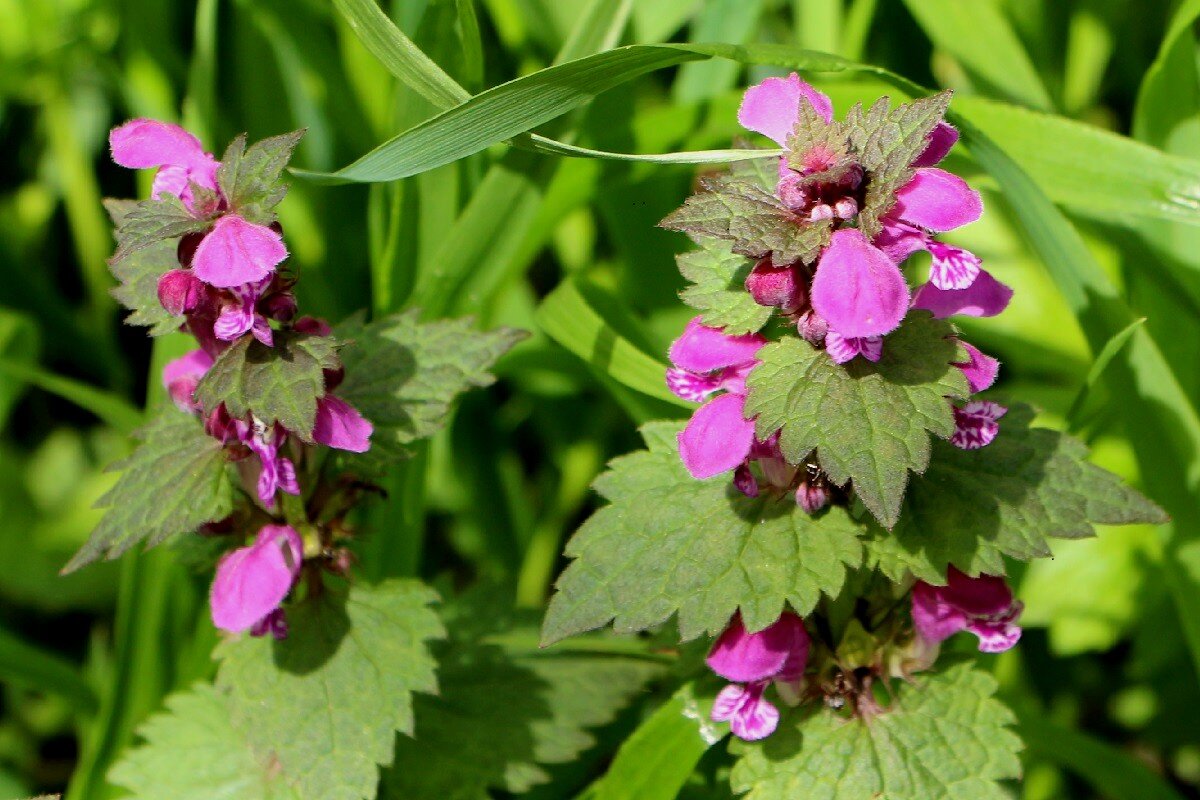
[
  {"left": 738, "top": 74, "right": 833, "bottom": 147},
  {"left": 810, "top": 228, "right": 910, "bottom": 342},
  {"left": 213, "top": 277, "right": 274, "bottom": 346},
  {"left": 955, "top": 341, "right": 1000, "bottom": 393},
  {"left": 109, "top": 119, "right": 220, "bottom": 209},
  {"left": 911, "top": 567, "right": 1023, "bottom": 654},
  {"left": 824, "top": 330, "right": 883, "bottom": 365},
  {"left": 877, "top": 169, "right": 984, "bottom": 290},
  {"left": 192, "top": 214, "right": 288, "bottom": 289},
  {"left": 951, "top": 400, "right": 1007, "bottom": 450},
  {"left": 707, "top": 612, "right": 810, "bottom": 741},
  {"left": 912, "top": 269, "right": 1014, "bottom": 319},
  {"left": 210, "top": 524, "right": 303, "bottom": 636},
  {"left": 313, "top": 395, "right": 373, "bottom": 453},
  {"left": 161, "top": 349, "right": 214, "bottom": 413},
  {"left": 157, "top": 269, "right": 206, "bottom": 316},
  {"left": 233, "top": 418, "right": 300, "bottom": 507},
  {"left": 666, "top": 318, "right": 765, "bottom": 479}
]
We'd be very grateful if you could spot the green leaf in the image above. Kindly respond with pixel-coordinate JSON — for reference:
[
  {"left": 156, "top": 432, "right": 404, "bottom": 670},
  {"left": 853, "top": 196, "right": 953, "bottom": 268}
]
[
  {"left": 842, "top": 92, "right": 951, "bottom": 237},
  {"left": 109, "top": 684, "right": 300, "bottom": 800},
  {"left": 542, "top": 422, "right": 862, "bottom": 645},
  {"left": 899, "top": 0, "right": 1052, "bottom": 110},
  {"left": 63, "top": 410, "right": 234, "bottom": 572},
  {"left": 589, "top": 682, "right": 723, "bottom": 800},
  {"left": 1064, "top": 317, "right": 1145, "bottom": 429},
  {"left": 195, "top": 331, "right": 340, "bottom": 441},
  {"left": 216, "top": 130, "right": 306, "bottom": 224},
  {"left": 103, "top": 199, "right": 181, "bottom": 336},
  {"left": 678, "top": 237, "right": 774, "bottom": 335},
  {"left": 216, "top": 579, "right": 443, "bottom": 800},
  {"left": 336, "top": 311, "right": 524, "bottom": 467},
  {"left": 744, "top": 314, "right": 968, "bottom": 528},
  {"left": 660, "top": 174, "right": 832, "bottom": 266},
  {"left": 863, "top": 404, "right": 1169, "bottom": 582},
  {"left": 730, "top": 661, "right": 1022, "bottom": 800},
  {"left": 110, "top": 194, "right": 211, "bottom": 263},
  {"left": 382, "top": 629, "right": 662, "bottom": 799}
]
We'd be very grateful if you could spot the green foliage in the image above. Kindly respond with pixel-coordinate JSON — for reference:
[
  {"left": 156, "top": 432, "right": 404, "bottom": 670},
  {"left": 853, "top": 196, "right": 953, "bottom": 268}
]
[
  {"left": 195, "top": 331, "right": 340, "bottom": 440},
  {"left": 730, "top": 661, "right": 1022, "bottom": 800},
  {"left": 660, "top": 174, "right": 832, "bottom": 266},
  {"left": 109, "top": 684, "right": 300, "bottom": 800},
  {"left": 109, "top": 194, "right": 211, "bottom": 263},
  {"left": 382, "top": 618, "right": 662, "bottom": 799},
  {"left": 744, "top": 314, "right": 968, "bottom": 528},
  {"left": 64, "top": 410, "right": 234, "bottom": 572},
  {"left": 677, "top": 237, "right": 774, "bottom": 335},
  {"left": 542, "top": 421, "right": 862, "bottom": 644},
  {"left": 336, "top": 311, "right": 524, "bottom": 467},
  {"left": 216, "top": 579, "right": 443, "bottom": 800},
  {"left": 864, "top": 404, "right": 1168, "bottom": 582},
  {"left": 216, "top": 130, "right": 306, "bottom": 225},
  {"left": 102, "top": 199, "right": 180, "bottom": 335},
  {"left": 842, "top": 92, "right": 952, "bottom": 236}
]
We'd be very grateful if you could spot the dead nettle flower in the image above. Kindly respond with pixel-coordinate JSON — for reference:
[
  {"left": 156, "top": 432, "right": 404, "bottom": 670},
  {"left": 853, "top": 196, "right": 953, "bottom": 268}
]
[
  {"left": 911, "top": 567, "right": 1023, "bottom": 654},
  {"left": 737, "top": 75, "right": 1009, "bottom": 365},
  {"left": 210, "top": 524, "right": 303, "bottom": 638},
  {"left": 707, "top": 612, "right": 810, "bottom": 741}
]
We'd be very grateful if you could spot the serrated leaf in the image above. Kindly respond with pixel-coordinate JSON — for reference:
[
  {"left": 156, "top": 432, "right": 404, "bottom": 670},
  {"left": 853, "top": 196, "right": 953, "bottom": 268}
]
[
  {"left": 660, "top": 174, "right": 832, "bottom": 267},
  {"left": 864, "top": 404, "right": 1169, "bottom": 582},
  {"left": 744, "top": 314, "right": 968, "bottom": 528},
  {"left": 110, "top": 194, "right": 211, "bottom": 263},
  {"left": 103, "top": 199, "right": 181, "bottom": 335},
  {"left": 542, "top": 421, "right": 863, "bottom": 645},
  {"left": 336, "top": 310, "right": 524, "bottom": 468},
  {"left": 217, "top": 130, "right": 306, "bottom": 224},
  {"left": 195, "top": 331, "right": 340, "bottom": 440},
  {"left": 730, "top": 661, "right": 1022, "bottom": 800},
  {"left": 109, "top": 684, "right": 300, "bottom": 800},
  {"left": 677, "top": 237, "right": 774, "bottom": 335},
  {"left": 382, "top": 626, "right": 661, "bottom": 799},
  {"left": 64, "top": 410, "right": 234, "bottom": 572},
  {"left": 844, "top": 92, "right": 952, "bottom": 237},
  {"left": 216, "top": 579, "right": 443, "bottom": 800}
]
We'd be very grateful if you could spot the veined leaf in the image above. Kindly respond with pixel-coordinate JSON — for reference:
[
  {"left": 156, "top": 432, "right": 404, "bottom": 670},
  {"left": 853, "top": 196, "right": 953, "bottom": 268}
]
[
  {"left": 864, "top": 404, "right": 1168, "bottom": 582},
  {"left": 542, "top": 422, "right": 862, "bottom": 644},
  {"left": 216, "top": 130, "right": 306, "bottom": 225},
  {"left": 216, "top": 579, "right": 443, "bottom": 800},
  {"left": 744, "top": 314, "right": 968, "bottom": 528},
  {"left": 730, "top": 661, "right": 1022, "bottom": 800},
  {"left": 103, "top": 198, "right": 183, "bottom": 336},
  {"left": 64, "top": 410, "right": 234, "bottom": 572},
  {"left": 195, "top": 331, "right": 340, "bottom": 441},
  {"left": 110, "top": 195, "right": 211, "bottom": 263}
]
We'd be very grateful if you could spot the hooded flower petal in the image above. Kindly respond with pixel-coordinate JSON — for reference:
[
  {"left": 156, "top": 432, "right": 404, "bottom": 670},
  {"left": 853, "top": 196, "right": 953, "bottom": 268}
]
[
  {"left": 951, "top": 400, "right": 1007, "bottom": 449},
  {"left": 927, "top": 241, "right": 982, "bottom": 290},
  {"left": 668, "top": 317, "right": 766, "bottom": 374},
  {"left": 955, "top": 341, "right": 1000, "bottom": 393},
  {"left": 912, "top": 121, "right": 959, "bottom": 168},
  {"left": 313, "top": 395, "right": 373, "bottom": 453},
  {"left": 892, "top": 168, "right": 983, "bottom": 232},
  {"left": 666, "top": 368, "right": 727, "bottom": 403},
  {"left": 874, "top": 220, "right": 930, "bottom": 265},
  {"left": 912, "top": 270, "right": 1014, "bottom": 318},
  {"left": 191, "top": 214, "right": 288, "bottom": 288},
  {"left": 110, "top": 119, "right": 219, "bottom": 203},
  {"left": 825, "top": 331, "right": 883, "bottom": 364},
  {"left": 738, "top": 73, "right": 833, "bottom": 146},
  {"left": 712, "top": 682, "right": 780, "bottom": 741},
  {"left": 210, "top": 524, "right": 303, "bottom": 633},
  {"left": 811, "top": 229, "right": 910, "bottom": 338},
  {"left": 162, "top": 349, "right": 214, "bottom": 412},
  {"left": 912, "top": 568, "right": 1023, "bottom": 653},
  {"left": 706, "top": 612, "right": 810, "bottom": 683},
  {"left": 678, "top": 393, "right": 757, "bottom": 479}
]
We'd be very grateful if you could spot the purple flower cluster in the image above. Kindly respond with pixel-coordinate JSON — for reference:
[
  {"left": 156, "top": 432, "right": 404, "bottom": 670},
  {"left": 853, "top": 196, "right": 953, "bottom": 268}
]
[
  {"left": 669, "top": 78, "right": 1026, "bottom": 740},
  {"left": 112, "top": 119, "right": 373, "bottom": 638}
]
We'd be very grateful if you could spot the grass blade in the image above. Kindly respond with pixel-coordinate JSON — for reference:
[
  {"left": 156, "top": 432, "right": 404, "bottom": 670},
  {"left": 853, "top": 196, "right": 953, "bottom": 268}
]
[{"left": 0, "top": 359, "right": 142, "bottom": 435}]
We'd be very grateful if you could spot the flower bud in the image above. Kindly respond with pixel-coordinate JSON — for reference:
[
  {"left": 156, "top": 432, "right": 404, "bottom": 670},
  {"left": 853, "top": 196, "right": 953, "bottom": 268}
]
[
  {"left": 733, "top": 464, "right": 759, "bottom": 498},
  {"left": 745, "top": 260, "right": 804, "bottom": 311},
  {"left": 294, "top": 316, "right": 332, "bottom": 337},
  {"left": 176, "top": 231, "right": 206, "bottom": 268},
  {"left": 795, "top": 481, "right": 829, "bottom": 514},
  {"left": 263, "top": 291, "right": 298, "bottom": 322},
  {"left": 796, "top": 311, "right": 828, "bottom": 344},
  {"left": 157, "top": 269, "right": 204, "bottom": 316}
]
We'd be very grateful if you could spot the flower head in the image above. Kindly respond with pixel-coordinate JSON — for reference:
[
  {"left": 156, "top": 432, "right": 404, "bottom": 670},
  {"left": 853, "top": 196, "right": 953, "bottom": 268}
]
[
  {"left": 192, "top": 214, "right": 288, "bottom": 289},
  {"left": 210, "top": 524, "right": 303, "bottom": 635},
  {"left": 233, "top": 418, "right": 301, "bottom": 507},
  {"left": 707, "top": 612, "right": 809, "bottom": 740},
  {"left": 951, "top": 400, "right": 1007, "bottom": 450},
  {"left": 162, "top": 349, "right": 214, "bottom": 413},
  {"left": 911, "top": 567, "right": 1023, "bottom": 653},
  {"left": 109, "top": 119, "right": 220, "bottom": 209}
]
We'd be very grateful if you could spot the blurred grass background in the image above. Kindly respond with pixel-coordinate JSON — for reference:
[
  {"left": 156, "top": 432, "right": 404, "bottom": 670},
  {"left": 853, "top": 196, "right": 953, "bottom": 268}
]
[{"left": 0, "top": 0, "right": 1198, "bottom": 797}]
